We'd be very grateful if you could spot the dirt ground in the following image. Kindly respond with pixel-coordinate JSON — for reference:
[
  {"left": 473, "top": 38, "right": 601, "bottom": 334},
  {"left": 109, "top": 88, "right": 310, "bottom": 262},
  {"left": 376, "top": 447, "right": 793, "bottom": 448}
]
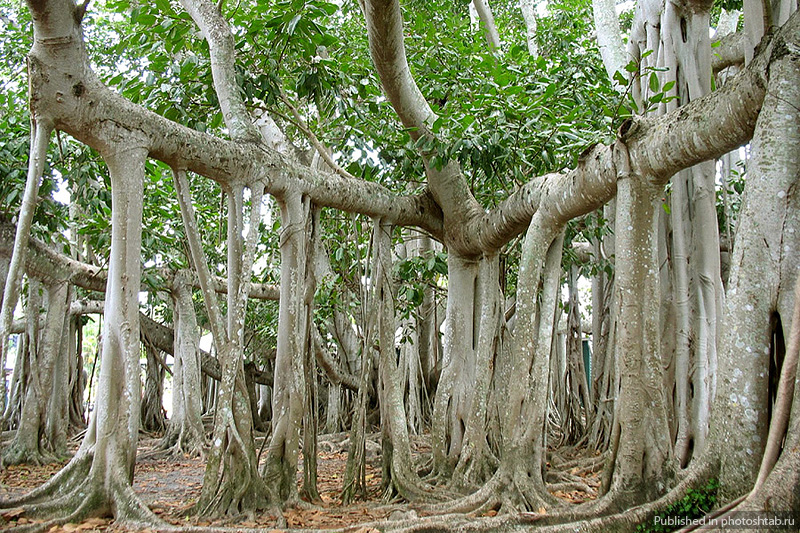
[{"left": 0, "top": 433, "right": 599, "bottom": 532}]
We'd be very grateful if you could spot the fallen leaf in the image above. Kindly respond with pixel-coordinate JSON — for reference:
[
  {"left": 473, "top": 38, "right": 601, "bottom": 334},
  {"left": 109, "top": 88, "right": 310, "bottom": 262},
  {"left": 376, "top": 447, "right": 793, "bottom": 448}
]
[{"left": 76, "top": 518, "right": 109, "bottom": 530}]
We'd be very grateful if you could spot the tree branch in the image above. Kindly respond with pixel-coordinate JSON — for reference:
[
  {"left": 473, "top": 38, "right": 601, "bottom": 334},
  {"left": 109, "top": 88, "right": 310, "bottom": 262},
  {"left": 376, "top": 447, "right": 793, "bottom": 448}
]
[{"left": 180, "top": 0, "right": 261, "bottom": 143}]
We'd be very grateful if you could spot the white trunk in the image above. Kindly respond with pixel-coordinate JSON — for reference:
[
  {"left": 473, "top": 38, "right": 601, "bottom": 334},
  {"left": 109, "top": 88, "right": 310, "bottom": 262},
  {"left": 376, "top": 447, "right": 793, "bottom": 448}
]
[
  {"left": 715, "top": 9, "right": 741, "bottom": 37},
  {"left": 472, "top": 0, "right": 502, "bottom": 50},
  {"left": 164, "top": 272, "right": 207, "bottom": 455},
  {"left": 592, "top": 0, "right": 626, "bottom": 80},
  {"left": 174, "top": 168, "right": 268, "bottom": 514},
  {"left": 0, "top": 119, "right": 52, "bottom": 416},
  {"left": 606, "top": 144, "right": 674, "bottom": 503},
  {"left": 712, "top": 46, "right": 800, "bottom": 499},
  {"left": 262, "top": 191, "right": 313, "bottom": 503},
  {"left": 519, "top": 0, "right": 539, "bottom": 57}
]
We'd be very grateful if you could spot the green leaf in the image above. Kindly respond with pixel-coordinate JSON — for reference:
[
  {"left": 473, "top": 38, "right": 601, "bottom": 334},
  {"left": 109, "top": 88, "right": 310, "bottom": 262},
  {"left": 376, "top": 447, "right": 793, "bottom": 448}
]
[
  {"left": 287, "top": 14, "right": 302, "bottom": 36},
  {"left": 649, "top": 72, "right": 660, "bottom": 93}
]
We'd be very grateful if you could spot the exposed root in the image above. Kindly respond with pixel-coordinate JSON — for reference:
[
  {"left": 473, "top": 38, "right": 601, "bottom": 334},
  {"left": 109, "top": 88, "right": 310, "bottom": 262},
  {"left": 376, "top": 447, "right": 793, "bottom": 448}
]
[
  {"left": 158, "top": 423, "right": 208, "bottom": 459},
  {"left": 547, "top": 481, "right": 597, "bottom": 495},
  {"left": 541, "top": 457, "right": 715, "bottom": 525},
  {"left": 0, "top": 450, "right": 92, "bottom": 506},
  {"left": 420, "top": 471, "right": 503, "bottom": 515},
  {"left": 1, "top": 450, "right": 168, "bottom": 533},
  {"left": 549, "top": 451, "right": 606, "bottom": 473},
  {"left": 5, "top": 497, "right": 100, "bottom": 533},
  {"left": 384, "top": 463, "right": 450, "bottom": 504},
  {"left": 2, "top": 441, "right": 60, "bottom": 467}
]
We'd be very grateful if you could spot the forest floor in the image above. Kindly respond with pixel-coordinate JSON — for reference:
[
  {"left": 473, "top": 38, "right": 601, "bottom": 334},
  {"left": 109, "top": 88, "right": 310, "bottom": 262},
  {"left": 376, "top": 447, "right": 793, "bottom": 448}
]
[{"left": 0, "top": 432, "right": 600, "bottom": 532}]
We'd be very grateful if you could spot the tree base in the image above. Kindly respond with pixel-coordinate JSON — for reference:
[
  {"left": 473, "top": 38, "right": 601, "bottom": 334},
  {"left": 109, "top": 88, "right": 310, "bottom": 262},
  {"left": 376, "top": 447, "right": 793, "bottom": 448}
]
[{"left": 0, "top": 450, "right": 163, "bottom": 533}]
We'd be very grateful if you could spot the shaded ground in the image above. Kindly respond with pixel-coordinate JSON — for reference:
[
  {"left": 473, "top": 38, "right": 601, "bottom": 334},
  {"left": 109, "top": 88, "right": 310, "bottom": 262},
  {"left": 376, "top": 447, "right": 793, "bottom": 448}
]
[{"left": 0, "top": 433, "right": 600, "bottom": 532}]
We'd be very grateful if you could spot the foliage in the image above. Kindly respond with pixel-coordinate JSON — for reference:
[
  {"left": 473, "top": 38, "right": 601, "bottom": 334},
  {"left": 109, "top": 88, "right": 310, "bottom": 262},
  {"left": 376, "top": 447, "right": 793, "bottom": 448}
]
[
  {"left": 716, "top": 159, "right": 745, "bottom": 240},
  {"left": 611, "top": 50, "right": 677, "bottom": 126},
  {"left": 636, "top": 479, "right": 720, "bottom": 533},
  {"left": 399, "top": 0, "right": 617, "bottom": 207},
  {"left": 395, "top": 249, "right": 448, "bottom": 320}
]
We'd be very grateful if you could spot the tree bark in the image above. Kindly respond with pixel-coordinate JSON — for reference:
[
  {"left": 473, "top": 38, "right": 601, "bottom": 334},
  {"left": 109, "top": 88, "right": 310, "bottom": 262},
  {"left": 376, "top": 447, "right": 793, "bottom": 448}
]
[
  {"left": 176, "top": 172, "right": 268, "bottom": 516},
  {"left": 161, "top": 271, "right": 207, "bottom": 456},
  {"left": 591, "top": 0, "right": 626, "bottom": 80},
  {"left": 140, "top": 343, "right": 166, "bottom": 434},
  {"left": 4, "top": 279, "right": 71, "bottom": 464},
  {"left": 603, "top": 141, "right": 674, "bottom": 508},
  {"left": 709, "top": 40, "right": 800, "bottom": 500},
  {"left": 519, "top": 0, "right": 539, "bottom": 57},
  {"left": 261, "top": 191, "right": 314, "bottom": 504},
  {"left": 0, "top": 117, "right": 52, "bottom": 419},
  {"left": 471, "top": 0, "right": 501, "bottom": 50}
]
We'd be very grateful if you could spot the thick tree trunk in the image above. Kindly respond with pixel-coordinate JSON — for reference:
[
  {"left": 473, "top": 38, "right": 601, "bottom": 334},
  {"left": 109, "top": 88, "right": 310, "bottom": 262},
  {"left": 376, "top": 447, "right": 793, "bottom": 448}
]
[
  {"left": 433, "top": 254, "right": 480, "bottom": 478},
  {"left": 0, "top": 120, "right": 162, "bottom": 527},
  {"left": 431, "top": 222, "right": 565, "bottom": 515},
  {"left": 433, "top": 251, "right": 503, "bottom": 486},
  {"left": 602, "top": 142, "right": 674, "bottom": 508},
  {"left": 449, "top": 254, "right": 501, "bottom": 491},
  {"left": 709, "top": 42, "right": 800, "bottom": 500}
]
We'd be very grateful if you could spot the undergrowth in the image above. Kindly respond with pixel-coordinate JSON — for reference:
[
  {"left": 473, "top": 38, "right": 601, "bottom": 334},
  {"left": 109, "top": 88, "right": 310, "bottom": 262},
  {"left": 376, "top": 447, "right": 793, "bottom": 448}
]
[{"left": 636, "top": 478, "right": 719, "bottom": 533}]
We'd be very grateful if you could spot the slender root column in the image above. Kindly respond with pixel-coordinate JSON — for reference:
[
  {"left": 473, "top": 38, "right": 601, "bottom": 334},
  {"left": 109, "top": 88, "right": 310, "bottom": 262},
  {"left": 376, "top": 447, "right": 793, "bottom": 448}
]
[
  {"left": 0, "top": 118, "right": 52, "bottom": 418},
  {"left": 423, "top": 216, "right": 566, "bottom": 515},
  {"left": 174, "top": 169, "right": 269, "bottom": 516}
]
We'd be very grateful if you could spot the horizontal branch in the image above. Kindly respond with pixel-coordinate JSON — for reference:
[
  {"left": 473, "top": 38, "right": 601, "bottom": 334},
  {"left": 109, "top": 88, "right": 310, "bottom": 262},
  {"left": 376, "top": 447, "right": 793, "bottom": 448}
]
[
  {"left": 27, "top": 54, "right": 444, "bottom": 238},
  {"left": 712, "top": 30, "right": 746, "bottom": 73},
  {"left": 22, "top": 1, "right": 800, "bottom": 260},
  {"left": 138, "top": 311, "right": 275, "bottom": 386}
]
